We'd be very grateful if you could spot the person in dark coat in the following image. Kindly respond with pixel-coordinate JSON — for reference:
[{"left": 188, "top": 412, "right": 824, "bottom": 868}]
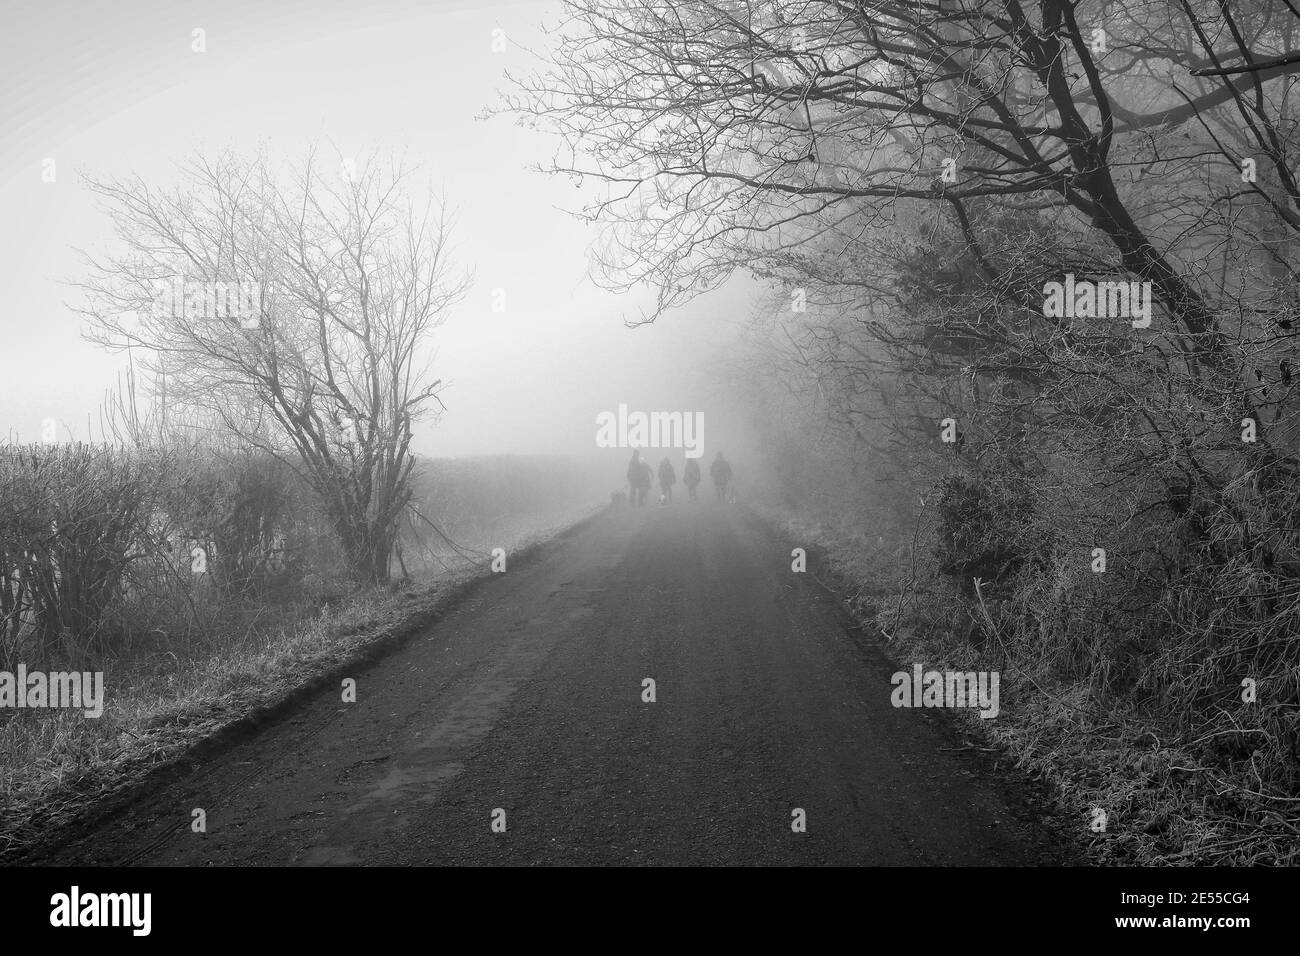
[
  {"left": 682, "top": 457, "right": 701, "bottom": 500},
  {"left": 638, "top": 458, "right": 654, "bottom": 505},
  {"left": 657, "top": 457, "right": 677, "bottom": 503},
  {"left": 627, "top": 450, "right": 652, "bottom": 506},
  {"left": 710, "top": 451, "right": 733, "bottom": 502}
]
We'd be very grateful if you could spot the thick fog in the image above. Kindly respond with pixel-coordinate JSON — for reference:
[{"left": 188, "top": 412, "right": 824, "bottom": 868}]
[{"left": 0, "top": 0, "right": 763, "bottom": 484}]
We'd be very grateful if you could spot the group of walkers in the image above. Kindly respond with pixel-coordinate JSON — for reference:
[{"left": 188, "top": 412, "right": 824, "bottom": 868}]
[{"left": 625, "top": 449, "right": 733, "bottom": 506}]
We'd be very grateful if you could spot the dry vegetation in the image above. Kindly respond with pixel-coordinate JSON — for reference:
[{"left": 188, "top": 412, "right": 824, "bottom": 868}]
[
  {"left": 0, "top": 443, "right": 602, "bottom": 860},
  {"left": 510, "top": 0, "right": 1300, "bottom": 864}
]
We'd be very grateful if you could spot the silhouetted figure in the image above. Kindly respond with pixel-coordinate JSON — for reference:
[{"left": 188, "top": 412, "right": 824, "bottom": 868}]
[
  {"left": 683, "top": 457, "right": 701, "bottom": 500},
  {"left": 638, "top": 459, "right": 654, "bottom": 505},
  {"left": 710, "top": 451, "right": 733, "bottom": 502},
  {"left": 628, "top": 450, "right": 652, "bottom": 507},
  {"left": 658, "top": 457, "right": 677, "bottom": 503}
]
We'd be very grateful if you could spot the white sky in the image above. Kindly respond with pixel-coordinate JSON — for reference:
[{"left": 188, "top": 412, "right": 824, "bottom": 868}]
[{"left": 0, "top": 0, "right": 758, "bottom": 460}]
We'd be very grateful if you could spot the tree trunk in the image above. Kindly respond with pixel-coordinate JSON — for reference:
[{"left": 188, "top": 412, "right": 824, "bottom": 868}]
[{"left": 336, "top": 516, "right": 395, "bottom": 587}]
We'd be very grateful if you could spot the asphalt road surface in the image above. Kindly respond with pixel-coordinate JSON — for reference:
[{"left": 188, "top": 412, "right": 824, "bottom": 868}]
[{"left": 39, "top": 501, "right": 1066, "bottom": 866}]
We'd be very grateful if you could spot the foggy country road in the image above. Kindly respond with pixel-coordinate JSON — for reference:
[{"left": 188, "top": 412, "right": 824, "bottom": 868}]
[
  {"left": 7, "top": 0, "right": 1297, "bottom": 929},
  {"left": 36, "top": 503, "right": 1064, "bottom": 867}
]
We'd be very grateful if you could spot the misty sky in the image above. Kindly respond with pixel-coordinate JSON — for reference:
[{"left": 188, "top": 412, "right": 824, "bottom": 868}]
[{"left": 0, "top": 0, "right": 758, "bottom": 463}]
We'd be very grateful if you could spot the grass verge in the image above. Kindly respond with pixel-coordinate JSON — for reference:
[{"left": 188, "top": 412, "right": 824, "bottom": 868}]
[
  {"left": 750, "top": 501, "right": 1297, "bottom": 866},
  {"left": 0, "top": 505, "right": 602, "bottom": 864}
]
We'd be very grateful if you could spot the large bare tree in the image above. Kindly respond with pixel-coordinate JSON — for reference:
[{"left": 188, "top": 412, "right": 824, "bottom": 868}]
[
  {"left": 78, "top": 149, "right": 470, "bottom": 585},
  {"left": 507, "top": 1, "right": 1300, "bottom": 332},
  {"left": 506, "top": 7, "right": 1300, "bottom": 842},
  {"left": 505, "top": 0, "right": 1300, "bottom": 526}
]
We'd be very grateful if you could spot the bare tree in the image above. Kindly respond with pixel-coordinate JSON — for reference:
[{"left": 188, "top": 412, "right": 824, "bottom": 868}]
[
  {"left": 506, "top": 1, "right": 1298, "bottom": 336},
  {"left": 77, "top": 148, "right": 471, "bottom": 585},
  {"left": 506, "top": 6, "right": 1300, "bottom": 844},
  {"left": 504, "top": 0, "right": 1300, "bottom": 514}
]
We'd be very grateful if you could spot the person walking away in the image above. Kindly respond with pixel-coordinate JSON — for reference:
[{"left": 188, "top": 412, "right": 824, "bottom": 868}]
[
  {"left": 627, "top": 450, "right": 650, "bottom": 507},
  {"left": 657, "top": 457, "right": 677, "bottom": 503},
  {"left": 683, "top": 457, "right": 700, "bottom": 500},
  {"left": 710, "top": 451, "right": 733, "bottom": 502},
  {"left": 638, "top": 458, "right": 654, "bottom": 506}
]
